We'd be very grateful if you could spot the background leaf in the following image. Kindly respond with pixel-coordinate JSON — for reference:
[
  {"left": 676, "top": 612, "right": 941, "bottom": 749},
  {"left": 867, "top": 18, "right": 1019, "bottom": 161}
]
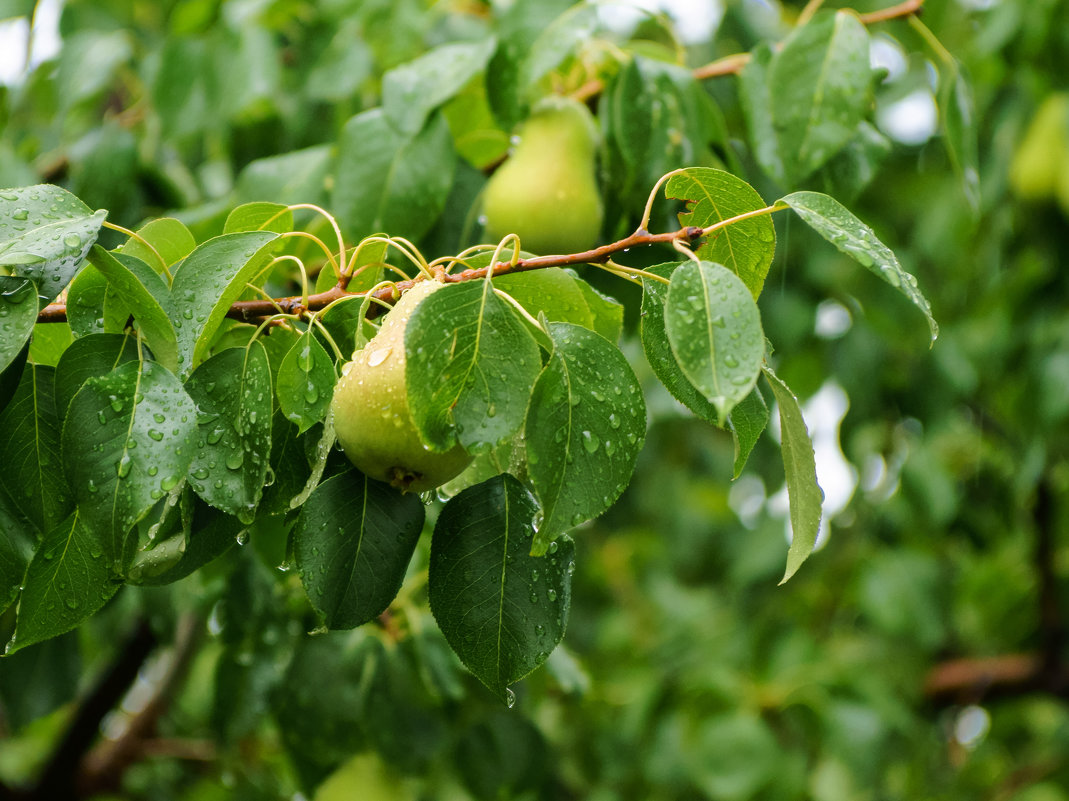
[
  {"left": 294, "top": 469, "right": 425, "bottom": 629},
  {"left": 406, "top": 281, "right": 541, "bottom": 453},
  {"left": 729, "top": 387, "right": 769, "bottom": 478},
  {"left": 525, "top": 322, "right": 646, "bottom": 551},
  {"left": 54, "top": 332, "right": 140, "bottom": 416},
  {"left": 118, "top": 217, "right": 196, "bottom": 270},
  {"left": 429, "top": 474, "right": 574, "bottom": 702},
  {"left": 0, "top": 276, "right": 38, "bottom": 373},
  {"left": 665, "top": 261, "right": 765, "bottom": 423},
  {"left": 62, "top": 360, "right": 197, "bottom": 570},
  {"left": 0, "top": 184, "right": 107, "bottom": 304},
  {"left": 184, "top": 344, "right": 273, "bottom": 523},
  {"left": 7, "top": 512, "right": 120, "bottom": 655},
  {"left": 0, "top": 364, "right": 70, "bottom": 534},
  {"left": 779, "top": 191, "right": 939, "bottom": 342},
  {"left": 763, "top": 366, "right": 822, "bottom": 584}
]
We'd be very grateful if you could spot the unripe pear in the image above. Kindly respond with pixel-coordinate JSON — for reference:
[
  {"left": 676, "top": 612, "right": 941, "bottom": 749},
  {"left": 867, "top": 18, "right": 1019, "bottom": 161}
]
[
  {"left": 1010, "top": 93, "right": 1069, "bottom": 201},
  {"left": 482, "top": 96, "right": 604, "bottom": 255},
  {"left": 331, "top": 280, "right": 473, "bottom": 493}
]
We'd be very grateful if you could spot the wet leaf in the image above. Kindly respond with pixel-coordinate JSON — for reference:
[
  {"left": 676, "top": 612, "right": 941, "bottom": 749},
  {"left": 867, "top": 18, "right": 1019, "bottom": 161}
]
[
  {"left": 729, "top": 386, "right": 769, "bottom": 478},
  {"left": 0, "top": 276, "right": 38, "bottom": 374},
  {"left": 294, "top": 469, "right": 425, "bottom": 629},
  {"left": 54, "top": 332, "right": 140, "bottom": 416},
  {"left": 118, "top": 217, "right": 196, "bottom": 271},
  {"left": 276, "top": 328, "right": 335, "bottom": 434},
  {"left": 779, "top": 191, "right": 938, "bottom": 342},
  {"left": 406, "top": 280, "right": 541, "bottom": 453},
  {"left": 429, "top": 474, "right": 574, "bottom": 702},
  {"left": 665, "top": 261, "right": 765, "bottom": 423},
  {"left": 62, "top": 359, "right": 197, "bottom": 571},
  {"left": 525, "top": 322, "right": 646, "bottom": 552},
  {"left": 185, "top": 344, "right": 273, "bottom": 522}
]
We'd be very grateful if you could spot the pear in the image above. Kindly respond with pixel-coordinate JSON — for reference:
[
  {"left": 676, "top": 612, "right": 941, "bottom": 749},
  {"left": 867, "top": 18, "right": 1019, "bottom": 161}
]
[
  {"left": 1010, "top": 93, "right": 1069, "bottom": 201},
  {"left": 482, "top": 95, "right": 604, "bottom": 255},
  {"left": 331, "top": 280, "right": 473, "bottom": 493}
]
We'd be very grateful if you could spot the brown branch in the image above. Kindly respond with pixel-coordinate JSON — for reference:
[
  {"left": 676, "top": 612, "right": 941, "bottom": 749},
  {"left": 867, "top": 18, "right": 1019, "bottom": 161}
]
[
  {"left": 39, "top": 226, "right": 704, "bottom": 326},
  {"left": 924, "top": 652, "right": 1069, "bottom": 705},
  {"left": 1034, "top": 478, "right": 1062, "bottom": 676},
  {"left": 857, "top": 0, "right": 924, "bottom": 25},
  {"left": 76, "top": 613, "right": 203, "bottom": 797}
]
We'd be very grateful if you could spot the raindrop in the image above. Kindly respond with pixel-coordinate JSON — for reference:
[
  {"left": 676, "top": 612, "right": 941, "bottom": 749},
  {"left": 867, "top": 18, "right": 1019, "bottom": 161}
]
[
  {"left": 116, "top": 453, "right": 132, "bottom": 478},
  {"left": 225, "top": 450, "right": 244, "bottom": 470},
  {"left": 192, "top": 467, "right": 209, "bottom": 480},
  {"left": 12, "top": 208, "right": 28, "bottom": 220},
  {"left": 547, "top": 589, "right": 557, "bottom": 602},
  {"left": 581, "top": 430, "right": 599, "bottom": 453},
  {"left": 147, "top": 466, "right": 158, "bottom": 477},
  {"left": 505, "top": 688, "right": 516, "bottom": 708},
  {"left": 148, "top": 429, "right": 164, "bottom": 441},
  {"left": 608, "top": 413, "right": 620, "bottom": 429},
  {"left": 63, "top": 234, "right": 82, "bottom": 249},
  {"left": 206, "top": 428, "right": 225, "bottom": 445},
  {"left": 236, "top": 530, "right": 249, "bottom": 546}
]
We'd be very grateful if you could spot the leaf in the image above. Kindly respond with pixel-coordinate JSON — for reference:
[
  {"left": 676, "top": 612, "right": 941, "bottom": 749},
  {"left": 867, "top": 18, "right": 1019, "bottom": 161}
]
[
  {"left": 494, "top": 269, "right": 595, "bottom": 330},
  {"left": 0, "top": 494, "right": 32, "bottom": 614},
  {"left": 62, "top": 360, "right": 198, "bottom": 571},
  {"left": 665, "top": 261, "right": 765, "bottom": 423},
  {"left": 54, "top": 332, "right": 140, "bottom": 416},
  {"left": 6, "top": 511, "right": 120, "bottom": 654},
  {"left": 406, "top": 280, "right": 541, "bottom": 453},
  {"left": 333, "top": 109, "right": 457, "bottom": 242},
  {"left": 0, "top": 364, "right": 71, "bottom": 534},
  {"left": 571, "top": 276, "right": 623, "bottom": 343},
  {"left": 525, "top": 322, "right": 646, "bottom": 551},
  {"left": 294, "top": 469, "right": 425, "bottom": 629},
  {"left": 941, "top": 68, "right": 980, "bottom": 213},
  {"left": 223, "top": 203, "right": 294, "bottom": 235},
  {"left": 778, "top": 191, "right": 939, "bottom": 342},
  {"left": 87, "top": 246, "right": 179, "bottom": 372},
  {"left": 0, "top": 276, "right": 38, "bottom": 373},
  {"left": 65, "top": 265, "right": 108, "bottom": 337},
  {"left": 135, "top": 496, "right": 242, "bottom": 586},
  {"left": 276, "top": 329, "right": 335, "bottom": 434},
  {"left": 763, "top": 366, "right": 822, "bottom": 584},
  {"left": 729, "top": 386, "right": 769, "bottom": 478},
  {"left": 382, "top": 37, "right": 498, "bottom": 135},
  {"left": 184, "top": 344, "right": 273, "bottom": 523},
  {"left": 169, "top": 231, "right": 278, "bottom": 373},
  {"left": 739, "top": 43, "right": 787, "bottom": 186},
  {"left": 429, "top": 474, "right": 574, "bottom": 702},
  {"left": 27, "top": 323, "right": 71, "bottom": 366},
  {"left": 521, "top": 4, "right": 598, "bottom": 89},
  {"left": 235, "top": 146, "right": 333, "bottom": 207},
  {"left": 0, "top": 185, "right": 107, "bottom": 305},
  {"left": 639, "top": 263, "right": 719, "bottom": 424},
  {"left": 770, "top": 11, "right": 871, "bottom": 183},
  {"left": 666, "top": 168, "right": 776, "bottom": 298},
  {"left": 118, "top": 217, "right": 196, "bottom": 271}
]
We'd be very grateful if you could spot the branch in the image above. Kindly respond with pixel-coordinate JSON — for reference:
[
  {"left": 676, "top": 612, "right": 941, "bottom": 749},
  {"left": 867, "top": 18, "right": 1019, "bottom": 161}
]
[
  {"left": 31, "top": 619, "right": 157, "bottom": 800},
  {"left": 924, "top": 653, "right": 1069, "bottom": 705},
  {"left": 37, "top": 226, "right": 705, "bottom": 326}
]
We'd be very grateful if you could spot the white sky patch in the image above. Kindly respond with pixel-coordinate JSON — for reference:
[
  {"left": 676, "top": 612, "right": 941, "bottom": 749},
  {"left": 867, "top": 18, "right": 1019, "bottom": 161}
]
[
  {"left": 597, "top": 0, "right": 724, "bottom": 45},
  {"left": 814, "top": 299, "right": 852, "bottom": 339},
  {"left": 877, "top": 88, "right": 938, "bottom": 146},
  {"left": 768, "top": 380, "right": 858, "bottom": 552},
  {"left": 0, "top": 0, "right": 62, "bottom": 86},
  {"left": 869, "top": 34, "right": 907, "bottom": 82}
]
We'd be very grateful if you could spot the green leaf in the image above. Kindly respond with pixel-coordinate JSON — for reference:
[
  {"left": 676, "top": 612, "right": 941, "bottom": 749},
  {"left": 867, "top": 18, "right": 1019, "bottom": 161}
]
[
  {"left": 0, "top": 184, "right": 107, "bottom": 304},
  {"left": 640, "top": 263, "right": 719, "bottom": 424},
  {"left": 333, "top": 109, "right": 457, "bottom": 242},
  {"left": 223, "top": 203, "right": 294, "bottom": 235},
  {"left": 494, "top": 269, "right": 595, "bottom": 329},
  {"left": 134, "top": 495, "right": 242, "bottom": 586},
  {"left": 65, "top": 265, "right": 108, "bottom": 337},
  {"left": 184, "top": 344, "right": 273, "bottom": 523},
  {"left": 739, "top": 43, "right": 787, "bottom": 186},
  {"left": 763, "top": 366, "right": 822, "bottom": 584},
  {"left": 87, "top": 246, "right": 179, "bottom": 372},
  {"left": 235, "top": 146, "right": 333, "bottom": 207},
  {"left": 525, "top": 322, "right": 646, "bottom": 551},
  {"left": 429, "top": 474, "right": 574, "bottom": 702},
  {"left": 941, "top": 68, "right": 980, "bottom": 213},
  {"left": 169, "top": 231, "right": 278, "bottom": 373},
  {"left": 571, "top": 276, "right": 623, "bottom": 343},
  {"left": 118, "top": 217, "right": 196, "bottom": 272},
  {"left": 54, "top": 332, "right": 140, "bottom": 416},
  {"left": 778, "top": 191, "right": 939, "bottom": 342},
  {"left": 729, "top": 386, "right": 769, "bottom": 478},
  {"left": 406, "top": 280, "right": 541, "bottom": 453},
  {"left": 276, "top": 329, "right": 335, "bottom": 434},
  {"left": 521, "top": 4, "right": 598, "bottom": 89},
  {"left": 0, "top": 494, "right": 32, "bottom": 614},
  {"left": 770, "top": 11, "right": 871, "bottom": 183},
  {"left": 0, "top": 276, "right": 38, "bottom": 373},
  {"left": 27, "top": 323, "right": 72, "bottom": 366},
  {"left": 7, "top": 511, "right": 120, "bottom": 655},
  {"left": 665, "top": 261, "right": 765, "bottom": 423},
  {"left": 666, "top": 168, "right": 775, "bottom": 298},
  {"left": 0, "top": 364, "right": 71, "bottom": 534},
  {"left": 294, "top": 469, "right": 425, "bottom": 629},
  {"left": 382, "top": 37, "right": 497, "bottom": 135},
  {"left": 62, "top": 360, "right": 198, "bottom": 571},
  {"left": 315, "top": 237, "right": 387, "bottom": 295}
]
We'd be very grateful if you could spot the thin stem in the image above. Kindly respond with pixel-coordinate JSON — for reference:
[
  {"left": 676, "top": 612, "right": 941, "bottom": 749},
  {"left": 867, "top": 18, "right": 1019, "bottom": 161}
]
[
  {"left": 701, "top": 204, "right": 783, "bottom": 238},
  {"left": 286, "top": 203, "right": 347, "bottom": 272},
  {"left": 907, "top": 13, "right": 955, "bottom": 69},
  {"left": 309, "top": 316, "right": 346, "bottom": 366},
  {"left": 638, "top": 169, "right": 685, "bottom": 233},
  {"left": 277, "top": 231, "right": 340, "bottom": 275},
  {"left": 860, "top": 0, "right": 925, "bottom": 26},
  {"left": 798, "top": 0, "right": 825, "bottom": 25},
  {"left": 597, "top": 260, "right": 671, "bottom": 285},
  {"left": 494, "top": 288, "right": 544, "bottom": 332},
  {"left": 103, "top": 221, "right": 171, "bottom": 282}
]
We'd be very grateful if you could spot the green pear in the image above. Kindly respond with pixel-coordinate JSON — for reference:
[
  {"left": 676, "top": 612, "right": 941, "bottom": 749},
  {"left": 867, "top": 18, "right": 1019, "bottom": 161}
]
[
  {"left": 482, "top": 95, "right": 604, "bottom": 255},
  {"left": 331, "top": 280, "right": 473, "bottom": 493},
  {"left": 1010, "top": 92, "right": 1069, "bottom": 201}
]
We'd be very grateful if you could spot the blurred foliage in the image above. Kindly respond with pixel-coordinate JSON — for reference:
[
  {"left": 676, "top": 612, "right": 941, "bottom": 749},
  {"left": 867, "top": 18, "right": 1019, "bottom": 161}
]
[{"left": 3, "top": 0, "right": 1069, "bottom": 799}]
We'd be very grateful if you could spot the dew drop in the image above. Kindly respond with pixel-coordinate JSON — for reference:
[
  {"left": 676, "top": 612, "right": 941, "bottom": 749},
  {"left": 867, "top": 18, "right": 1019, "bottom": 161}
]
[
  {"left": 116, "top": 453, "right": 132, "bottom": 478},
  {"left": 581, "top": 430, "right": 599, "bottom": 453}
]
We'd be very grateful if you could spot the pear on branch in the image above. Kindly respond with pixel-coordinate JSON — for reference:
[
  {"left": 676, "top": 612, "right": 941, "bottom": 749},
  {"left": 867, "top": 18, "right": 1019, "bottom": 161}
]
[
  {"left": 331, "top": 280, "right": 473, "bottom": 492},
  {"left": 482, "top": 96, "right": 604, "bottom": 255}
]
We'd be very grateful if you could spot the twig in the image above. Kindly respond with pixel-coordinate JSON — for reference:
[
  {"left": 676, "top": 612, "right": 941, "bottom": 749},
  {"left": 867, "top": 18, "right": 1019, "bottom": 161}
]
[{"left": 1034, "top": 479, "right": 1062, "bottom": 677}]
